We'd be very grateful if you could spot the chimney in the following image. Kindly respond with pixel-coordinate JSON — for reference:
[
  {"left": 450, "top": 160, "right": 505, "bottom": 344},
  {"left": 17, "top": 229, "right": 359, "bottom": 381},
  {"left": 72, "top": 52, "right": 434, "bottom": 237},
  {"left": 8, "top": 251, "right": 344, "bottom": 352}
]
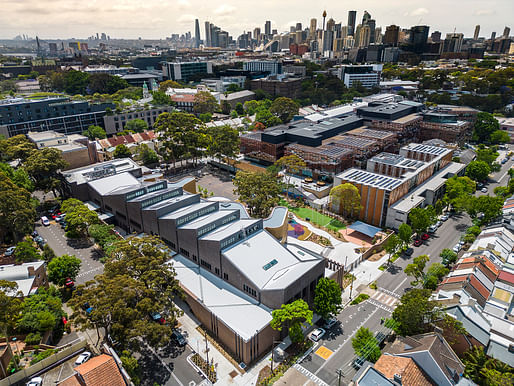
[
  {"left": 27, "top": 266, "right": 35, "bottom": 277},
  {"left": 393, "top": 373, "right": 402, "bottom": 384}
]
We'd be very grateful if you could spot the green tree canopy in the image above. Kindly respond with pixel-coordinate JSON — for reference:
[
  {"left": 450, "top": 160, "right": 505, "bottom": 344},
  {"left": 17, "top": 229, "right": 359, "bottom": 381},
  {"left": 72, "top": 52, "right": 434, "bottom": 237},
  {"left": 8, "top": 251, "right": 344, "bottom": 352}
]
[
  {"left": 206, "top": 125, "right": 240, "bottom": 163},
  {"left": 490, "top": 130, "right": 510, "bottom": 145},
  {"left": 392, "top": 288, "right": 438, "bottom": 336},
  {"left": 0, "top": 280, "right": 23, "bottom": 339},
  {"left": 113, "top": 144, "right": 132, "bottom": 159},
  {"left": 47, "top": 254, "right": 82, "bottom": 286},
  {"left": 314, "top": 278, "right": 342, "bottom": 320},
  {"left": 136, "top": 143, "right": 159, "bottom": 165},
  {"left": 193, "top": 91, "right": 219, "bottom": 114},
  {"left": 463, "top": 346, "right": 514, "bottom": 385},
  {"left": 444, "top": 176, "right": 476, "bottom": 212},
  {"left": 233, "top": 170, "right": 283, "bottom": 218},
  {"left": 125, "top": 119, "right": 148, "bottom": 133},
  {"left": 424, "top": 263, "right": 449, "bottom": 290},
  {"left": 270, "top": 299, "right": 313, "bottom": 343},
  {"left": 0, "top": 135, "right": 35, "bottom": 162},
  {"left": 467, "top": 195, "right": 503, "bottom": 224},
  {"left": 82, "top": 125, "right": 106, "bottom": 140},
  {"left": 151, "top": 90, "right": 173, "bottom": 106},
  {"left": 23, "top": 147, "right": 68, "bottom": 196},
  {"left": 158, "top": 80, "right": 184, "bottom": 92},
  {"left": 235, "top": 102, "right": 245, "bottom": 116},
  {"left": 473, "top": 112, "right": 500, "bottom": 143},
  {"left": 398, "top": 224, "right": 413, "bottom": 248},
  {"left": 14, "top": 239, "right": 41, "bottom": 263},
  {"left": 352, "top": 327, "right": 381, "bottom": 362},
  {"left": 275, "top": 154, "right": 306, "bottom": 198},
  {"left": 440, "top": 248, "right": 458, "bottom": 267},
  {"left": 329, "top": 183, "right": 361, "bottom": 218},
  {"left": 385, "top": 234, "right": 403, "bottom": 264},
  {"left": 408, "top": 207, "right": 433, "bottom": 235},
  {"left": 255, "top": 108, "right": 282, "bottom": 127},
  {"left": 269, "top": 97, "right": 300, "bottom": 123},
  {"left": 18, "top": 286, "right": 64, "bottom": 333},
  {"left": 88, "top": 73, "right": 129, "bottom": 94},
  {"left": 404, "top": 254, "right": 430, "bottom": 286},
  {"left": 466, "top": 160, "right": 492, "bottom": 182}
]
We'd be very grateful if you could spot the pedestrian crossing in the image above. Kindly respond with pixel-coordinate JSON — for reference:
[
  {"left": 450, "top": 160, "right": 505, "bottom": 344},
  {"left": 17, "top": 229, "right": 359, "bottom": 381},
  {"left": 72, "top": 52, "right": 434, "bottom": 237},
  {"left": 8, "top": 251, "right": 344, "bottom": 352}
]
[
  {"left": 366, "top": 289, "right": 401, "bottom": 313},
  {"left": 293, "top": 364, "right": 330, "bottom": 386}
]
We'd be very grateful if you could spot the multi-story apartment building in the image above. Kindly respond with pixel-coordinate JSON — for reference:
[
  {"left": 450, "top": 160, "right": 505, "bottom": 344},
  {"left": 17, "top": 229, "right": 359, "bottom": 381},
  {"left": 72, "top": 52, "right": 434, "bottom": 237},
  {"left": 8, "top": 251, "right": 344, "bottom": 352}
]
[
  {"left": 103, "top": 106, "right": 174, "bottom": 135},
  {"left": 243, "top": 61, "right": 282, "bottom": 75},
  {"left": 419, "top": 112, "right": 472, "bottom": 144},
  {"left": 64, "top": 159, "right": 326, "bottom": 365},
  {"left": 249, "top": 75, "right": 302, "bottom": 99},
  {"left": 337, "top": 64, "right": 383, "bottom": 88},
  {"left": 0, "top": 97, "right": 114, "bottom": 138},
  {"left": 162, "top": 62, "right": 213, "bottom": 82}
]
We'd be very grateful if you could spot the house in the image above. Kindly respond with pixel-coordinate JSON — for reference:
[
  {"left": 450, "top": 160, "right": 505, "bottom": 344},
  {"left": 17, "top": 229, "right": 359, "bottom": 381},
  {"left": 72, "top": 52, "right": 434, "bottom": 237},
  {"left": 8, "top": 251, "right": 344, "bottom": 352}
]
[
  {"left": 0, "top": 261, "right": 48, "bottom": 296},
  {"left": 374, "top": 355, "right": 434, "bottom": 385},
  {"left": 58, "top": 354, "right": 126, "bottom": 386}
]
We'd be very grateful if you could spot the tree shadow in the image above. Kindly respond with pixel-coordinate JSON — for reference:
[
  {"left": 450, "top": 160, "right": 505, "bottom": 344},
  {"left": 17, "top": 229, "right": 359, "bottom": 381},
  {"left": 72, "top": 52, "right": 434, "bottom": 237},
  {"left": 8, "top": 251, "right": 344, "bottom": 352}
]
[
  {"left": 386, "top": 264, "right": 403, "bottom": 274},
  {"left": 138, "top": 345, "right": 172, "bottom": 386},
  {"left": 66, "top": 238, "right": 93, "bottom": 249}
]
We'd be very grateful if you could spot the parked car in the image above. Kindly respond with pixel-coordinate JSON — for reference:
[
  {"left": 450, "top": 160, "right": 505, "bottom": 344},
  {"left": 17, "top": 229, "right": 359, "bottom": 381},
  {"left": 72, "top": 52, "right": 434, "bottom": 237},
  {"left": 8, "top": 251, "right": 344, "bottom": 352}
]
[
  {"left": 41, "top": 216, "right": 50, "bottom": 226},
  {"left": 459, "top": 240, "right": 466, "bottom": 246},
  {"left": 421, "top": 233, "right": 430, "bottom": 241},
  {"left": 310, "top": 328, "right": 326, "bottom": 342},
  {"left": 428, "top": 225, "right": 438, "bottom": 233},
  {"left": 31, "top": 230, "right": 38, "bottom": 238},
  {"left": 413, "top": 239, "right": 423, "bottom": 247},
  {"left": 477, "top": 182, "right": 484, "bottom": 189},
  {"left": 436, "top": 221, "right": 442, "bottom": 227},
  {"left": 452, "top": 243, "right": 462, "bottom": 253},
  {"left": 34, "top": 236, "right": 43, "bottom": 243},
  {"left": 323, "top": 318, "right": 338, "bottom": 330},
  {"left": 5, "top": 246, "right": 16, "bottom": 256},
  {"left": 150, "top": 312, "right": 166, "bottom": 325},
  {"left": 404, "top": 248, "right": 414, "bottom": 256},
  {"left": 440, "top": 215, "right": 449, "bottom": 222},
  {"left": 26, "top": 377, "right": 43, "bottom": 386},
  {"left": 75, "top": 351, "right": 91, "bottom": 365},
  {"left": 172, "top": 329, "right": 187, "bottom": 346},
  {"left": 481, "top": 187, "right": 488, "bottom": 193},
  {"left": 501, "top": 158, "right": 508, "bottom": 164},
  {"left": 65, "top": 278, "right": 75, "bottom": 288}
]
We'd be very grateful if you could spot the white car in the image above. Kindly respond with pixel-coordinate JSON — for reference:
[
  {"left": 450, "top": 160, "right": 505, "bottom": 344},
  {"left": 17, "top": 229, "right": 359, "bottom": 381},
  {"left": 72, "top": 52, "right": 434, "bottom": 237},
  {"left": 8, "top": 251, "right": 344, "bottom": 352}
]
[
  {"left": 310, "top": 328, "right": 326, "bottom": 342},
  {"left": 428, "top": 225, "right": 438, "bottom": 233},
  {"left": 481, "top": 187, "right": 488, "bottom": 193},
  {"left": 452, "top": 243, "right": 462, "bottom": 253},
  {"left": 440, "top": 215, "right": 449, "bottom": 222},
  {"left": 75, "top": 351, "right": 91, "bottom": 365},
  {"left": 41, "top": 216, "right": 50, "bottom": 226},
  {"left": 5, "top": 246, "right": 16, "bottom": 256},
  {"left": 26, "top": 377, "right": 43, "bottom": 386}
]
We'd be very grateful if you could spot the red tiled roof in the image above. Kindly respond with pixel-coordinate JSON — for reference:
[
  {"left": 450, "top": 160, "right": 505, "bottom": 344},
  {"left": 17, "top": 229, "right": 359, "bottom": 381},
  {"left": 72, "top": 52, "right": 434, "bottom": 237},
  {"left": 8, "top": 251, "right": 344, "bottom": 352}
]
[
  {"left": 374, "top": 355, "right": 434, "bottom": 386},
  {"left": 170, "top": 94, "right": 195, "bottom": 103},
  {"left": 75, "top": 354, "right": 125, "bottom": 386},
  {"left": 498, "top": 270, "right": 514, "bottom": 285},
  {"left": 147, "top": 130, "right": 156, "bottom": 139},
  {"left": 441, "top": 275, "right": 467, "bottom": 285},
  {"left": 122, "top": 134, "right": 136, "bottom": 144},
  {"left": 107, "top": 136, "right": 127, "bottom": 147},
  {"left": 139, "top": 132, "right": 150, "bottom": 141},
  {"left": 468, "top": 275, "right": 491, "bottom": 301}
]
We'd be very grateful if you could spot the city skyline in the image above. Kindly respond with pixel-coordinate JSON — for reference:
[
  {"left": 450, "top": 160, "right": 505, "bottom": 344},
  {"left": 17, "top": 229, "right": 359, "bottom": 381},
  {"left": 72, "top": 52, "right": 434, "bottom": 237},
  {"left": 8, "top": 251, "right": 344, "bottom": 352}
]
[{"left": 1, "top": 0, "right": 512, "bottom": 40}]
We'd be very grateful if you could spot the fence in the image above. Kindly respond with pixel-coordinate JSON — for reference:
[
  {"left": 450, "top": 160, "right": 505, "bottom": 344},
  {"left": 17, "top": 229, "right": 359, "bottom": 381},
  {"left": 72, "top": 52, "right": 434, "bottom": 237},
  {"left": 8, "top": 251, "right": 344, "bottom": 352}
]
[{"left": 0, "top": 339, "right": 87, "bottom": 386}]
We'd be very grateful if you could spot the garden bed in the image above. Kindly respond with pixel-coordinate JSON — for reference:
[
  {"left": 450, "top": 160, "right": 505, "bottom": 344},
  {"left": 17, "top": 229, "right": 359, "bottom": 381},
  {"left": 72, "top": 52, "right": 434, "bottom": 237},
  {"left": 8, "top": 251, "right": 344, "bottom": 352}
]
[
  {"left": 350, "top": 293, "right": 370, "bottom": 305},
  {"left": 191, "top": 353, "right": 217, "bottom": 383}
]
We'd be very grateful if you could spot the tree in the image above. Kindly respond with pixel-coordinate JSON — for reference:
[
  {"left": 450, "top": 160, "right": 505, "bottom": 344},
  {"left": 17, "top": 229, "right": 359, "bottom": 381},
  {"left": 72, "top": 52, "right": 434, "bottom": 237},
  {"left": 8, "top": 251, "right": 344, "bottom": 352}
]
[
  {"left": 329, "top": 183, "right": 361, "bottom": 218},
  {"left": 384, "top": 235, "right": 403, "bottom": 265},
  {"left": 220, "top": 100, "right": 231, "bottom": 115},
  {"left": 440, "top": 248, "right": 458, "bottom": 267},
  {"left": 125, "top": 119, "right": 148, "bottom": 133},
  {"left": 275, "top": 154, "right": 306, "bottom": 199},
  {"left": 255, "top": 108, "right": 282, "bottom": 127},
  {"left": 352, "top": 327, "right": 381, "bottom": 362},
  {"left": 88, "top": 224, "right": 118, "bottom": 252},
  {"left": 154, "top": 112, "right": 203, "bottom": 171},
  {"left": 136, "top": 143, "right": 159, "bottom": 165},
  {"left": 199, "top": 113, "right": 212, "bottom": 123},
  {"left": 12, "top": 168, "right": 35, "bottom": 192},
  {"left": 14, "top": 239, "right": 41, "bottom": 263},
  {"left": 0, "top": 281, "right": 22, "bottom": 344},
  {"left": 408, "top": 207, "right": 432, "bottom": 235},
  {"left": 490, "top": 130, "right": 510, "bottom": 145},
  {"left": 63, "top": 70, "right": 90, "bottom": 94},
  {"left": 392, "top": 289, "right": 438, "bottom": 336},
  {"left": 269, "top": 97, "right": 300, "bottom": 123},
  {"left": 113, "top": 144, "right": 132, "bottom": 159},
  {"left": 82, "top": 125, "right": 106, "bottom": 140},
  {"left": 466, "top": 160, "right": 491, "bottom": 182},
  {"left": 0, "top": 171, "right": 37, "bottom": 243},
  {"left": 18, "top": 287, "right": 64, "bottom": 333},
  {"left": 463, "top": 346, "right": 514, "bottom": 385},
  {"left": 473, "top": 112, "right": 500, "bottom": 143},
  {"left": 61, "top": 198, "right": 85, "bottom": 214},
  {"left": 65, "top": 205, "right": 100, "bottom": 238},
  {"left": 476, "top": 147, "right": 500, "bottom": 172},
  {"left": 42, "top": 244, "right": 56, "bottom": 262},
  {"left": 270, "top": 299, "right": 313, "bottom": 343},
  {"left": 158, "top": 80, "right": 183, "bottom": 92},
  {"left": 88, "top": 73, "right": 129, "bottom": 94},
  {"left": 233, "top": 170, "right": 283, "bottom": 218},
  {"left": 193, "top": 91, "right": 219, "bottom": 114},
  {"left": 24, "top": 148, "right": 68, "bottom": 196},
  {"left": 313, "top": 278, "right": 342, "bottom": 320},
  {"left": 120, "top": 351, "right": 141, "bottom": 385},
  {"left": 467, "top": 195, "right": 503, "bottom": 224},
  {"left": 47, "top": 254, "right": 82, "bottom": 286},
  {"left": 424, "top": 263, "right": 449, "bottom": 290},
  {"left": 444, "top": 176, "right": 476, "bottom": 212},
  {"left": 404, "top": 254, "right": 430, "bottom": 286},
  {"left": 151, "top": 90, "right": 173, "bottom": 106},
  {"left": 69, "top": 236, "right": 183, "bottom": 351},
  {"left": 207, "top": 125, "right": 240, "bottom": 165},
  {"left": 0, "top": 135, "right": 35, "bottom": 162},
  {"left": 398, "top": 224, "right": 413, "bottom": 249},
  {"left": 235, "top": 102, "right": 245, "bottom": 116}
]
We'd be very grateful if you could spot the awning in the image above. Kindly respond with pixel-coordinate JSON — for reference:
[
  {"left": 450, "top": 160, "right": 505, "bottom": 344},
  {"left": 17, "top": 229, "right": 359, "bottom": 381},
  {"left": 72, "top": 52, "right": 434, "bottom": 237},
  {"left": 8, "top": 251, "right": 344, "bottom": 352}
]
[{"left": 348, "top": 221, "right": 381, "bottom": 238}]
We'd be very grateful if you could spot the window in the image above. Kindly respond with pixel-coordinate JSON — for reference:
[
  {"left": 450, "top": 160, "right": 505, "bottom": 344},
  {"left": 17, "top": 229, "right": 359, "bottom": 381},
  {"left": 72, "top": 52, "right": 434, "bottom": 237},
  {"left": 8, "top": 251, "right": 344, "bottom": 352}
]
[
  {"left": 243, "top": 284, "right": 257, "bottom": 297},
  {"left": 179, "top": 248, "right": 190, "bottom": 257},
  {"left": 105, "top": 205, "right": 112, "bottom": 211},
  {"left": 215, "top": 267, "right": 220, "bottom": 275},
  {"left": 223, "top": 273, "right": 229, "bottom": 280},
  {"left": 263, "top": 259, "right": 278, "bottom": 271},
  {"left": 200, "top": 259, "right": 211, "bottom": 270}
]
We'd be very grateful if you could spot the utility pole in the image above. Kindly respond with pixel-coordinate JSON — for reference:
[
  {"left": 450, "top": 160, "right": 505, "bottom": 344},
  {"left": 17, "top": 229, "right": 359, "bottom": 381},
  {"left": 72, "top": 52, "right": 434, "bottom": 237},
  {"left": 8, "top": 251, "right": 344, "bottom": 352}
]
[
  {"left": 336, "top": 369, "right": 344, "bottom": 386},
  {"left": 204, "top": 329, "right": 209, "bottom": 377}
]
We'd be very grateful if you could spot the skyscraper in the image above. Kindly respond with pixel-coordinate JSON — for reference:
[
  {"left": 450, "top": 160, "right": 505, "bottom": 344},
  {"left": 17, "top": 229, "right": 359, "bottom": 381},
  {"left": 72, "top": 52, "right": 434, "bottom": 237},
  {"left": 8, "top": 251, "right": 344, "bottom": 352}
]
[
  {"left": 490, "top": 31, "right": 496, "bottom": 41},
  {"left": 296, "top": 23, "right": 302, "bottom": 31},
  {"left": 254, "top": 27, "right": 261, "bottom": 41},
  {"left": 348, "top": 10, "right": 357, "bottom": 36},
  {"left": 362, "top": 11, "right": 371, "bottom": 25},
  {"left": 204, "top": 21, "right": 211, "bottom": 46},
  {"left": 310, "top": 18, "right": 317, "bottom": 39},
  {"left": 384, "top": 25, "right": 400, "bottom": 46},
  {"left": 473, "top": 25, "right": 480, "bottom": 40},
  {"left": 265, "top": 21, "right": 271, "bottom": 36},
  {"left": 409, "top": 25, "right": 430, "bottom": 53},
  {"left": 358, "top": 25, "right": 371, "bottom": 47},
  {"left": 367, "top": 19, "right": 376, "bottom": 43},
  {"left": 431, "top": 31, "right": 441, "bottom": 43},
  {"left": 322, "top": 10, "right": 327, "bottom": 31},
  {"left": 194, "top": 19, "right": 201, "bottom": 48},
  {"left": 503, "top": 26, "right": 511, "bottom": 38},
  {"left": 443, "top": 33, "right": 464, "bottom": 52}
]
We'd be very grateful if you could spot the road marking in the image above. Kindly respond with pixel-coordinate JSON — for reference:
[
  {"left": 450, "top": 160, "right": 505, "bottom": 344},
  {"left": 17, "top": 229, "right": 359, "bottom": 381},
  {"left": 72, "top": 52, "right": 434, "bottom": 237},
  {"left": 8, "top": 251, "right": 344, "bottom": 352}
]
[
  {"left": 77, "top": 266, "right": 104, "bottom": 278},
  {"left": 294, "top": 364, "right": 329, "bottom": 386},
  {"left": 314, "top": 307, "right": 380, "bottom": 376},
  {"left": 314, "top": 346, "right": 334, "bottom": 360},
  {"left": 392, "top": 277, "right": 408, "bottom": 293},
  {"left": 366, "top": 299, "right": 394, "bottom": 313}
]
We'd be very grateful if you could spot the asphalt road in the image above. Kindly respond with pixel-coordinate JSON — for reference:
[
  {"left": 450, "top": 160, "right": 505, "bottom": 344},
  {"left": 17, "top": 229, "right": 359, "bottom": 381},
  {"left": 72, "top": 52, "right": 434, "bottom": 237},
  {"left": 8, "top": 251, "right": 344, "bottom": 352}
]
[{"left": 296, "top": 149, "right": 514, "bottom": 385}]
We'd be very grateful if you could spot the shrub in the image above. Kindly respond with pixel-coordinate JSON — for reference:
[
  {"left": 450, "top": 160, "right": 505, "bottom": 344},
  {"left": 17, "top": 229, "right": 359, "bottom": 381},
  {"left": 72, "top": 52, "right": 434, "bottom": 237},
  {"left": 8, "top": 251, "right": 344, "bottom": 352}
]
[
  {"left": 25, "top": 332, "right": 41, "bottom": 345},
  {"left": 350, "top": 293, "right": 370, "bottom": 305}
]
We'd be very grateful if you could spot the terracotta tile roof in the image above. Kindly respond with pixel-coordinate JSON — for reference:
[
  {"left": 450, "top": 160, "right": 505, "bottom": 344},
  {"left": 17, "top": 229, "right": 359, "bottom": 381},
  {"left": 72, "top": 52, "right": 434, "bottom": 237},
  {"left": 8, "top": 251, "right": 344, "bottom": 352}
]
[
  {"left": 108, "top": 136, "right": 128, "bottom": 147},
  {"left": 58, "top": 376, "right": 81, "bottom": 386},
  {"left": 454, "top": 262, "right": 476, "bottom": 270},
  {"left": 122, "top": 134, "right": 136, "bottom": 144},
  {"left": 131, "top": 133, "right": 143, "bottom": 142},
  {"left": 374, "top": 355, "right": 434, "bottom": 386},
  {"left": 498, "top": 270, "right": 514, "bottom": 285},
  {"left": 75, "top": 354, "right": 125, "bottom": 386},
  {"left": 170, "top": 94, "right": 195, "bottom": 103},
  {"left": 98, "top": 139, "right": 111, "bottom": 149},
  {"left": 139, "top": 132, "right": 151, "bottom": 141},
  {"left": 147, "top": 130, "right": 156, "bottom": 139},
  {"left": 467, "top": 275, "right": 491, "bottom": 301}
]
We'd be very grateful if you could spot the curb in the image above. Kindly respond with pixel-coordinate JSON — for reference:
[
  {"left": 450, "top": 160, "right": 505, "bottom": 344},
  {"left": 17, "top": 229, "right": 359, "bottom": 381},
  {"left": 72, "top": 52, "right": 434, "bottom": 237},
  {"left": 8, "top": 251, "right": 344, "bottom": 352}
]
[{"left": 187, "top": 353, "right": 214, "bottom": 385}]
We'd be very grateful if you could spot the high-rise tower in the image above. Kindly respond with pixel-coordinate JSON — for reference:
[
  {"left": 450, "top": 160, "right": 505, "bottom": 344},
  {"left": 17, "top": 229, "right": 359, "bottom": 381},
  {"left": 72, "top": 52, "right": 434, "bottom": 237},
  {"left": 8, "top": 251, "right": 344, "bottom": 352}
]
[
  {"left": 322, "top": 10, "right": 327, "bottom": 31},
  {"left": 265, "top": 21, "right": 271, "bottom": 36},
  {"left": 473, "top": 25, "right": 480, "bottom": 40},
  {"left": 310, "top": 18, "right": 317, "bottom": 39},
  {"left": 194, "top": 19, "right": 201, "bottom": 48},
  {"left": 348, "top": 10, "right": 357, "bottom": 36}
]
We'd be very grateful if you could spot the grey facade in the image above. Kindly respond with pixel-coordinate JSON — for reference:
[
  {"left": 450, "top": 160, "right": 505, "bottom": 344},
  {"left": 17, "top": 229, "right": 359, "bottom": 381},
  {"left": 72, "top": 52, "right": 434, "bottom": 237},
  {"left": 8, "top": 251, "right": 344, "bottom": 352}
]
[{"left": 103, "top": 106, "right": 174, "bottom": 135}]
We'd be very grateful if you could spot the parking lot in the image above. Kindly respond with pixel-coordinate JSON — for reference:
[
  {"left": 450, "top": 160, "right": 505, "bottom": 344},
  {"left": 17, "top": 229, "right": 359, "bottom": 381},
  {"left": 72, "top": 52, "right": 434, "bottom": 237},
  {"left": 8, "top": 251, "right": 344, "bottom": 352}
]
[{"left": 196, "top": 169, "right": 237, "bottom": 200}]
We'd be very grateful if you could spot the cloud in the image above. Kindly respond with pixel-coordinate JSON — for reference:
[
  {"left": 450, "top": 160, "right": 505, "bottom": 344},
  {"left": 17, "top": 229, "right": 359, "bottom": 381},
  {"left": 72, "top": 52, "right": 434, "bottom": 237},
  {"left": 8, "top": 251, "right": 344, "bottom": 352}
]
[
  {"left": 406, "top": 7, "right": 429, "bottom": 17},
  {"left": 214, "top": 4, "right": 235, "bottom": 15},
  {"left": 473, "top": 9, "right": 494, "bottom": 16},
  {"left": 176, "top": 14, "right": 196, "bottom": 24}
]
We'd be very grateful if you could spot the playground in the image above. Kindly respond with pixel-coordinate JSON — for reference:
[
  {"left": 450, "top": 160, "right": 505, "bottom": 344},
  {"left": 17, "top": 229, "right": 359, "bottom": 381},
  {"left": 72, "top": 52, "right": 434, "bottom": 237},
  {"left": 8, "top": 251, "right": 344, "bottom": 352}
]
[{"left": 287, "top": 218, "right": 312, "bottom": 241}]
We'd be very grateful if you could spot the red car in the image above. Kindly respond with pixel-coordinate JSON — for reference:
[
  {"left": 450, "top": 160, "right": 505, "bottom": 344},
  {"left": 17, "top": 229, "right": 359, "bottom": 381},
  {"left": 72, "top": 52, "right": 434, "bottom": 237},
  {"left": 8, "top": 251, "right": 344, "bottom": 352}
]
[
  {"left": 413, "top": 239, "right": 423, "bottom": 247},
  {"left": 421, "top": 233, "right": 430, "bottom": 241},
  {"left": 64, "top": 278, "right": 75, "bottom": 288}
]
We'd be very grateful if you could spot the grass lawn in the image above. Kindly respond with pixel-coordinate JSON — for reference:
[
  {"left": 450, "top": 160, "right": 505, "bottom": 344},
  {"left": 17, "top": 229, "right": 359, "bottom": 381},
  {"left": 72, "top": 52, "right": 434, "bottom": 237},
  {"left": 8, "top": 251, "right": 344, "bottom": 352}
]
[{"left": 279, "top": 200, "right": 346, "bottom": 231}]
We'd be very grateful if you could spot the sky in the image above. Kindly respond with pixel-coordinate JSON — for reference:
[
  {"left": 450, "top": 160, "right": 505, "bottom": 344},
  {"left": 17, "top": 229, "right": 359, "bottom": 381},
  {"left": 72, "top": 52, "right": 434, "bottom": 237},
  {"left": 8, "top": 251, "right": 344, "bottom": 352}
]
[{"left": 1, "top": 0, "right": 512, "bottom": 40}]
